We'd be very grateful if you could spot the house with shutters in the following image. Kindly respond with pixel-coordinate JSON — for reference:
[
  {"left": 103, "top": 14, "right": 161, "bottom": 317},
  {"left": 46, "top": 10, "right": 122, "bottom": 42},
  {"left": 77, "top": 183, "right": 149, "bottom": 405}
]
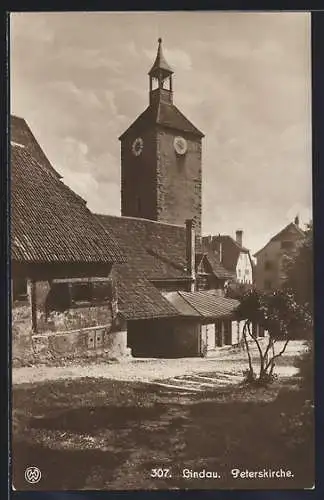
[{"left": 254, "top": 217, "right": 305, "bottom": 291}]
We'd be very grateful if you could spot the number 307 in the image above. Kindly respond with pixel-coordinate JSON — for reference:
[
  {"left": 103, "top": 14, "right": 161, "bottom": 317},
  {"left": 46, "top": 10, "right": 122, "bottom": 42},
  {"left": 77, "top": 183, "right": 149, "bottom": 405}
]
[{"left": 150, "top": 468, "right": 171, "bottom": 478}]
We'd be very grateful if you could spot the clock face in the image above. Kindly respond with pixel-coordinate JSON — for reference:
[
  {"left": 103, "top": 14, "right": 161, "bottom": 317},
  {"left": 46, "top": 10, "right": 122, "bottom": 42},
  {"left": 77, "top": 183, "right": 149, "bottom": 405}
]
[
  {"left": 132, "top": 137, "right": 144, "bottom": 156},
  {"left": 174, "top": 136, "right": 188, "bottom": 155}
]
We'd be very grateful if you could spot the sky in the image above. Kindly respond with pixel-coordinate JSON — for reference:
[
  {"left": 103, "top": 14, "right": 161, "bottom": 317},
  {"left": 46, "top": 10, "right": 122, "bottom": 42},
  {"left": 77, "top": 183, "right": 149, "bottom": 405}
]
[{"left": 10, "top": 11, "right": 312, "bottom": 254}]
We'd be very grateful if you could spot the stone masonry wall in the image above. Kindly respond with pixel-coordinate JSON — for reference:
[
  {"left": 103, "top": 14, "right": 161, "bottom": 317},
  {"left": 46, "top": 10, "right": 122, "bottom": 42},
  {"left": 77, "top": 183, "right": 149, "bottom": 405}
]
[
  {"left": 12, "top": 278, "right": 129, "bottom": 365},
  {"left": 157, "top": 130, "right": 202, "bottom": 235}
]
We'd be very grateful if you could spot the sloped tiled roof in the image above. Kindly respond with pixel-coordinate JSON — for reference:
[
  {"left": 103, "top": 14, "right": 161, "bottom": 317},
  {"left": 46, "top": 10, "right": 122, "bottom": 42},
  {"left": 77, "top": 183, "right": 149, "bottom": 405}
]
[
  {"left": 97, "top": 214, "right": 231, "bottom": 281},
  {"left": 201, "top": 250, "right": 236, "bottom": 280},
  {"left": 164, "top": 290, "right": 239, "bottom": 320},
  {"left": 119, "top": 101, "right": 204, "bottom": 140},
  {"left": 11, "top": 144, "right": 125, "bottom": 265},
  {"left": 97, "top": 214, "right": 188, "bottom": 280},
  {"left": 113, "top": 265, "right": 179, "bottom": 321},
  {"left": 11, "top": 115, "right": 62, "bottom": 180},
  {"left": 162, "top": 291, "right": 201, "bottom": 318}
]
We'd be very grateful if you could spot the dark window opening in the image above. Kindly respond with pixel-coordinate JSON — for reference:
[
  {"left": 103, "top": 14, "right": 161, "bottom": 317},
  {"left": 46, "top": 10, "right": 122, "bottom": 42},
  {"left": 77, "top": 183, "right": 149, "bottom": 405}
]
[
  {"left": 258, "top": 325, "right": 265, "bottom": 337},
  {"left": 12, "top": 279, "right": 28, "bottom": 301},
  {"left": 264, "top": 260, "right": 273, "bottom": 271},
  {"left": 281, "top": 240, "right": 294, "bottom": 251},
  {"left": 45, "top": 283, "right": 71, "bottom": 313},
  {"left": 215, "top": 320, "right": 222, "bottom": 347},
  {"left": 224, "top": 320, "right": 232, "bottom": 345},
  {"left": 45, "top": 279, "right": 114, "bottom": 313},
  {"left": 91, "top": 281, "right": 113, "bottom": 303},
  {"left": 70, "top": 282, "right": 92, "bottom": 305}
]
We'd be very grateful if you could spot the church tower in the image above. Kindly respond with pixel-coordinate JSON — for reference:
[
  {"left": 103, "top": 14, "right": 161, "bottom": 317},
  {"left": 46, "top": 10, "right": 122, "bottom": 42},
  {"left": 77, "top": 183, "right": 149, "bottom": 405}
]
[{"left": 119, "top": 38, "right": 204, "bottom": 235}]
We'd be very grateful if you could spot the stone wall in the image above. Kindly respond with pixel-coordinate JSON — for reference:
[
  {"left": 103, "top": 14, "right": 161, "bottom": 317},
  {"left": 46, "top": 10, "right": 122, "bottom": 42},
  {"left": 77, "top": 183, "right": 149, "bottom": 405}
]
[
  {"left": 31, "top": 328, "right": 128, "bottom": 361},
  {"left": 157, "top": 130, "right": 202, "bottom": 235},
  {"left": 12, "top": 301, "right": 34, "bottom": 363},
  {"left": 12, "top": 277, "right": 129, "bottom": 365},
  {"left": 121, "top": 128, "right": 158, "bottom": 220},
  {"left": 120, "top": 123, "right": 202, "bottom": 234}
]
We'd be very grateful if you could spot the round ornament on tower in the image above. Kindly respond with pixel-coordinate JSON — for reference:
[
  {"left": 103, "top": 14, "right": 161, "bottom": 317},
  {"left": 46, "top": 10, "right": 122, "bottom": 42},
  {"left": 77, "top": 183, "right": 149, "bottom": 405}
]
[
  {"left": 173, "top": 136, "right": 188, "bottom": 156},
  {"left": 132, "top": 137, "right": 144, "bottom": 156}
]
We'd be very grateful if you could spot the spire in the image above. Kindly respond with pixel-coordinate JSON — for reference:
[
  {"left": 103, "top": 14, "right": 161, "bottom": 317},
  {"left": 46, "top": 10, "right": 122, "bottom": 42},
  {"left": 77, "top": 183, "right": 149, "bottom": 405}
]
[
  {"left": 148, "top": 38, "right": 173, "bottom": 77},
  {"left": 148, "top": 38, "right": 174, "bottom": 106}
]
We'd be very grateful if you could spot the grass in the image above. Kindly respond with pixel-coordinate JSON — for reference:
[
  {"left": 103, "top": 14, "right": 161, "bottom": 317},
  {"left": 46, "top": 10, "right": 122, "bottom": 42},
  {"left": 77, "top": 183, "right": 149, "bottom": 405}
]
[{"left": 12, "top": 373, "right": 314, "bottom": 491}]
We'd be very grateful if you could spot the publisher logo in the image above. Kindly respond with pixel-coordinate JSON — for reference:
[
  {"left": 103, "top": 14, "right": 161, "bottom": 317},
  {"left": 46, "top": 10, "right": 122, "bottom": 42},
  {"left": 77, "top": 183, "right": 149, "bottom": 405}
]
[{"left": 25, "top": 466, "right": 41, "bottom": 484}]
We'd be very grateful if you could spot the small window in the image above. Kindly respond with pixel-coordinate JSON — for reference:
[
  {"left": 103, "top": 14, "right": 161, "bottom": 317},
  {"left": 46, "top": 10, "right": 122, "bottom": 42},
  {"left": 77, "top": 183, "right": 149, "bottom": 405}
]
[
  {"left": 45, "top": 283, "right": 71, "bottom": 313},
  {"left": 91, "top": 281, "right": 113, "bottom": 303},
  {"left": 46, "top": 278, "right": 114, "bottom": 313},
  {"left": 12, "top": 279, "right": 28, "bottom": 301},
  {"left": 70, "top": 282, "right": 92, "bottom": 305},
  {"left": 264, "top": 260, "right": 273, "bottom": 271},
  {"left": 281, "top": 240, "right": 294, "bottom": 251}
]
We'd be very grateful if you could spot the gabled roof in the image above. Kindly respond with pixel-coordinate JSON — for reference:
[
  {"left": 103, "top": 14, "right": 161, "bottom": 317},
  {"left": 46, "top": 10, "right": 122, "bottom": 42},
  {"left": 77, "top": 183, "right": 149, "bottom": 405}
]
[
  {"left": 97, "top": 214, "right": 232, "bottom": 281},
  {"left": 270, "top": 222, "right": 305, "bottom": 242},
  {"left": 11, "top": 144, "right": 125, "bottom": 265},
  {"left": 11, "top": 115, "right": 62, "bottom": 180},
  {"left": 118, "top": 101, "right": 204, "bottom": 140},
  {"left": 254, "top": 222, "right": 305, "bottom": 257},
  {"left": 202, "top": 235, "right": 251, "bottom": 273},
  {"left": 164, "top": 290, "right": 239, "bottom": 320}
]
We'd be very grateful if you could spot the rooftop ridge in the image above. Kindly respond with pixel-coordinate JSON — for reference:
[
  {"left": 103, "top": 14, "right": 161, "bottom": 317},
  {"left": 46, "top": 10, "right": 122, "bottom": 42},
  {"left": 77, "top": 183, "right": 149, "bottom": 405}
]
[{"left": 97, "top": 212, "right": 187, "bottom": 230}]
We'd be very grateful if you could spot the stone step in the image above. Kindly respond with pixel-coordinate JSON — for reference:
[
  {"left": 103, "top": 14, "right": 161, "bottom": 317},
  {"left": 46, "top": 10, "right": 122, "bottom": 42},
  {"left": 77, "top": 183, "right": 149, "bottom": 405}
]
[{"left": 153, "top": 382, "right": 203, "bottom": 392}]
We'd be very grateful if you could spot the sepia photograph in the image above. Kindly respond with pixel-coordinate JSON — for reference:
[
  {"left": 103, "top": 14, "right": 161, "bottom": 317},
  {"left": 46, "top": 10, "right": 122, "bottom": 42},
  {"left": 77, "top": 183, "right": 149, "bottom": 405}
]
[{"left": 10, "top": 11, "right": 314, "bottom": 490}]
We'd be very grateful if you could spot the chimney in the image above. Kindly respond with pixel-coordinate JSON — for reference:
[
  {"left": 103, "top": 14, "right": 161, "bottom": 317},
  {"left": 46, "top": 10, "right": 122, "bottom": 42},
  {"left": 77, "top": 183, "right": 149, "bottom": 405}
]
[
  {"left": 294, "top": 215, "right": 299, "bottom": 227},
  {"left": 218, "top": 241, "right": 223, "bottom": 263},
  {"left": 236, "top": 229, "right": 243, "bottom": 247},
  {"left": 186, "top": 219, "right": 196, "bottom": 292}
]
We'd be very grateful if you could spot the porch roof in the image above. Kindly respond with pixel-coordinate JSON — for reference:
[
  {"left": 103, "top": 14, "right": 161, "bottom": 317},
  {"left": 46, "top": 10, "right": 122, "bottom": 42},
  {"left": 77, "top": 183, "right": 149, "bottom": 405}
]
[{"left": 164, "top": 290, "right": 240, "bottom": 320}]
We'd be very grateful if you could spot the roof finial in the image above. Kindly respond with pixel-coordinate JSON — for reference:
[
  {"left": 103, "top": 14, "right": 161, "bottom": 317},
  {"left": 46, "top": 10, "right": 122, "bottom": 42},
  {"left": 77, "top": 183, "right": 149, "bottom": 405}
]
[
  {"left": 294, "top": 214, "right": 300, "bottom": 227},
  {"left": 158, "top": 37, "right": 162, "bottom": 44}
]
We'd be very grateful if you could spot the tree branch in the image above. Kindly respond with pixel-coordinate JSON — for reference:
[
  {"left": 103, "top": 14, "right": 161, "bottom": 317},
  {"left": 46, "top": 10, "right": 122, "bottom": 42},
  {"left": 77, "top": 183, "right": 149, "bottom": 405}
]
[
  {"left": 243, "top": 320, "right": 253, "bottom": 375},
  {"left": 265, "top": 338, "right": 290, "bottom": 371}
]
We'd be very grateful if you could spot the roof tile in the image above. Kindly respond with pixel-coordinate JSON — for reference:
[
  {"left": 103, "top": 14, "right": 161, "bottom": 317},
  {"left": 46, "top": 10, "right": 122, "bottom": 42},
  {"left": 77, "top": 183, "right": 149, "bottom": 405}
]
[{"left": 11, "top": 145, "right": 125, "bottom": 265}]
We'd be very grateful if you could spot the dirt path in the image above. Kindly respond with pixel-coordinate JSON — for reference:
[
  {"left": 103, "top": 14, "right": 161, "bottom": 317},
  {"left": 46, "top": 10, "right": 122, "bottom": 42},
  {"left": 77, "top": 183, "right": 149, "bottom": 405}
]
[{"left": 12, "top": 340, "right": 306, "bottom": 386}]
